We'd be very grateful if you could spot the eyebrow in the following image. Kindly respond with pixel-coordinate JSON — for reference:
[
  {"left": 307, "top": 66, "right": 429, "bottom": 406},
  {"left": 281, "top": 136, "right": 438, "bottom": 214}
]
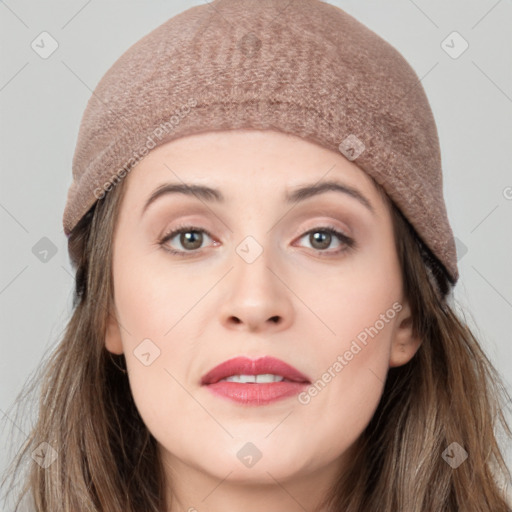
[{"left": 141, "top": 180, "right": 375, "bottom": 216}]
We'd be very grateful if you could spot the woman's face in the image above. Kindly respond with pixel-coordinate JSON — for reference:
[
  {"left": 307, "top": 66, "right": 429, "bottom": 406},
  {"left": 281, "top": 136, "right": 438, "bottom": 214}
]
[{"left": 105, "top": 129, "right": 421, "bottom": 506}]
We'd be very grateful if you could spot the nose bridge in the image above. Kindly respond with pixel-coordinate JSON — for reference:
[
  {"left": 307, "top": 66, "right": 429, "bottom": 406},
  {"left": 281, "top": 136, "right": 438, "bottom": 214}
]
[
  {"left": 230, "top": 203, "right": 276, "bottom": 277},
  {"left": 232, "top": 230, "right": 277, "bottom": 294}
]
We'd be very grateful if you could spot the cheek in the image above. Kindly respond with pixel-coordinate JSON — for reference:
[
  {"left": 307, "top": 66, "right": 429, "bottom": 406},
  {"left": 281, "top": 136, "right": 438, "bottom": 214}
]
[
  {"left": 113, "top": 239, "right": 200, "bottom": 345},
  {"left": 293, "top": 254, "right": 401, "bottom": 454},
  {"left": 295, "top": 314, "right": 395, "bottom": 465},
  {"left": 114, "top": 269, "right": 204, "bottom": 462},
  {"left": 111, "top": 239, "right": 219, "bottom": 423}
]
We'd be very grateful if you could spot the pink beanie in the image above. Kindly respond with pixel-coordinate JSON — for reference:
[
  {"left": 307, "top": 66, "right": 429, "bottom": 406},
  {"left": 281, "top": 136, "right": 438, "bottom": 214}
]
[{"left": 62, "top": 0, "right": 458, "bottom": 297}]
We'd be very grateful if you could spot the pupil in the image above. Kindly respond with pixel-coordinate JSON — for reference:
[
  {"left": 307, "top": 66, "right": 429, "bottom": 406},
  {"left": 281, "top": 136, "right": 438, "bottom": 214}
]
[
  {"left": 182, "top": 231, "right": 202, "bottom": 250},
  {"left": 312, "top": 231, "right": 330, "bottom": 249}
]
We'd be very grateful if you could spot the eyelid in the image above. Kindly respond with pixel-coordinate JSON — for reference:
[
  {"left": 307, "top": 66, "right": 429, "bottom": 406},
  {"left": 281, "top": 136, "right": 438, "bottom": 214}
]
[{"left": 295, "top": 217, "right": 352, "bottom": 239}]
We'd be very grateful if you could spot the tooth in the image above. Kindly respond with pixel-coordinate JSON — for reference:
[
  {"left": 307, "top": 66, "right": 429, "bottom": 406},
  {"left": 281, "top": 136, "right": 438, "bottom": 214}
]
[
  {"left": 219, "top": 374, "right": 285, "bottom": 383},
  {"left": 256, "top": 374, "right": 284, "bottom": 384}
]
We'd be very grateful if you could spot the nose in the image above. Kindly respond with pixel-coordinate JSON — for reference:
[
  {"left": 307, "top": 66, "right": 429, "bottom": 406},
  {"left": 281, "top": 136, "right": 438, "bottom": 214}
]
[{"left": 218, "top": 244, "right": 294, "bottom": 333}]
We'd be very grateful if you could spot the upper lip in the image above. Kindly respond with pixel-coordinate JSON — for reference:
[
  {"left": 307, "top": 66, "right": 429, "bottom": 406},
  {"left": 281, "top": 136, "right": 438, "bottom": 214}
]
[{"left": 201, "top": 356, "right": 311, "bottom": 385}]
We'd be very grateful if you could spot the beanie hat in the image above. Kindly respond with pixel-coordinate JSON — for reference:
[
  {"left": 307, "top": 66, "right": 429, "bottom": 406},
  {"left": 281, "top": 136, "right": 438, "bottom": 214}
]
[{"left": 62, "top": 0, "right": 458, "bottom": 299}]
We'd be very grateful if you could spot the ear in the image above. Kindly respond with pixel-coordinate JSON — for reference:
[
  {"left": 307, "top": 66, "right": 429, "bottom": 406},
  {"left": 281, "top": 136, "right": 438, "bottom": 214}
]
[
  {"left": 389, "top": 300, "right": 422, "bottom": 368},
  {"left": 105, "top": 304, "right": 124, "bottom": 355}
]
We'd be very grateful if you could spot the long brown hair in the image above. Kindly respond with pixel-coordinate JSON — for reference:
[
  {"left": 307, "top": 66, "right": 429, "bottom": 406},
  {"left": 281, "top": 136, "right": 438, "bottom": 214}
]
[{"left": 2, "top": 170, "right": 511, "bottom": 511}]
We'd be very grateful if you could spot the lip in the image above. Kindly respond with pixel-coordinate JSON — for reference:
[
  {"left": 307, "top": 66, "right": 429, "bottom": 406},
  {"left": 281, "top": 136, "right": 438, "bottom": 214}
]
[
  {"left": 201, "top": 356, "right": 311, "bottom": 385},
  {"left": 204, "top": 381, "right": 310, "bottom": 405}
]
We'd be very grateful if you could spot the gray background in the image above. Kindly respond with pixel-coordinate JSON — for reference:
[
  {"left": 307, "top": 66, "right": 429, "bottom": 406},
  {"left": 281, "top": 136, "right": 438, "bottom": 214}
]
[{"left": 1, "top": 0, "right": 511, "bottom": 505}]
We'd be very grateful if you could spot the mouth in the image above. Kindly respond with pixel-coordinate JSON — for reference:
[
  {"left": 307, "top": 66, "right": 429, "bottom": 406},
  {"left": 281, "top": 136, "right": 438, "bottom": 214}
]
[{"left": 200, "top": 355, "right": 311, "bottom": 386}]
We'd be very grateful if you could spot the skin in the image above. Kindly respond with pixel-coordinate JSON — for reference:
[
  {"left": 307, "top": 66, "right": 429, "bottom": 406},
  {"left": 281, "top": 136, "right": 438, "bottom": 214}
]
[{"left": 105, "top": 129, "right": 422, "bottom": 512}]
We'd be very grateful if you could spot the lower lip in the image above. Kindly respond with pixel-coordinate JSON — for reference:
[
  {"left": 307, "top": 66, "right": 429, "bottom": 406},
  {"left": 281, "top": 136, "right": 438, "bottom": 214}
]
[{"left": 203, "top": 381, "right": 310, "bottom": 405}]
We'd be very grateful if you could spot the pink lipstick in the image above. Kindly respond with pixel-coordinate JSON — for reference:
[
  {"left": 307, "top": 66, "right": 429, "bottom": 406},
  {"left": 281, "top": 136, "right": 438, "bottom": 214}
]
[{"left": 201, "top": 356, "right": 311, "bottom": 405}]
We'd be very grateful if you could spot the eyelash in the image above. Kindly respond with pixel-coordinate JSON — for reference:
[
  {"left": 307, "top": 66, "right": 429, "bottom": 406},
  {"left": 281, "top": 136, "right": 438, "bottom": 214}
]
[{"left": 157, "top": 223, "right": 356, "bottom": 258}]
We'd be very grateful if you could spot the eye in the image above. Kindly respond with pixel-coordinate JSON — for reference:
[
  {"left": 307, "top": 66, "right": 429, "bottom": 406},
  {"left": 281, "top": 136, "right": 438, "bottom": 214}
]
[
  {"left": 296, "top": 225, "right": 355, "bottom": 256},
  {"left": 157, "top": 224, "right": 355, "bottom": 257},
  {"left": 158, "top": 224, "right": 216, "bottom": 256}
]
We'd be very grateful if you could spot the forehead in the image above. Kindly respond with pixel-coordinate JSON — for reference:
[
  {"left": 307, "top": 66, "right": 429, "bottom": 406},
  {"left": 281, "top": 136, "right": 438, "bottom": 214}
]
[{"left": 125, "top": 129, "right": 384, "bottom": 202}]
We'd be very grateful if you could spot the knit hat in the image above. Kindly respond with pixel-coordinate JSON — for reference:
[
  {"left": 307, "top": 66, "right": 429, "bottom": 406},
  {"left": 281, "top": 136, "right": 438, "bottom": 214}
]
[{"left": 63, "top": 0, "right": 458, "bottom": 298}]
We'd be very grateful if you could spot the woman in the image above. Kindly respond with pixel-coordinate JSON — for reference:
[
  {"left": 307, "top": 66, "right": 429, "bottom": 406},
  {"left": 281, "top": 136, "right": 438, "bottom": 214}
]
[{"left": 2, "top": 0, "right": 511, "bottom": 510}]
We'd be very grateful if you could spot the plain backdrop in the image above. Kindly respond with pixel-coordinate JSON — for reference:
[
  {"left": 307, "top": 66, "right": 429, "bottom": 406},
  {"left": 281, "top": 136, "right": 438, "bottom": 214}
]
[{"left": 1, "top": 0, "right": 511, "bottom": 506}]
